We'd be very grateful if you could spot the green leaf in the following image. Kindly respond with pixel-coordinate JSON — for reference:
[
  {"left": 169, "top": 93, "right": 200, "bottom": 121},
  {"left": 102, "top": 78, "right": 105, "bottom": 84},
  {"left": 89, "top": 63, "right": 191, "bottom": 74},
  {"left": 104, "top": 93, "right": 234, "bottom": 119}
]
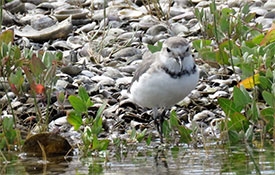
[
  {"left": 250, "top": 101, "right": 259, "bottom": 121},
  {"left": 136, "top": 129, "right": 146, "bottom": 142},
  {"left": 228, "top": 130, "right": 241, "bottom": 144},
  {"left": 261, "top": 107, "right": 275, "bottom": 117},
  {"left": 67, "top": 110, "right": 83, "bottom": 130},
  {"left": 170, "top": 110, "right": 179, "bottom": 127},
  {"left": 9, "top": 69, "right": 24, "bottom": 90},
  {"left": 91, "top": 114, "right": 103, "bottom": 135},
  {"left": 130, "top": 128, "right": 136, "bottom": 140},
  {"left": 192, "top": 39, "right": 212, "bottom": 51},
  {"left": 259, "top": 76, "right": 272, "bottom": 90},
  {"left": 3, "top": 117, "right": 14, "bottom": 131},
  {"left": 233, "top": 86, "right": 251, "bottom": 108},
  {"left": 91, "top": 102, "right": 106, "bottom": 136},
  {"left": 146, "top": 133, "right": 152, "bottom": 146},
  {"left": 262, "top": 91, "right": 275, "bottom": 107},
  {"left": 147, "top": 41, "right": 162, "bottom": 53},
  {"left": 215, "top": 50, "right": 229, "bottom": 65},
  {"left": 244, "top": 13, "right": 256, "bottom": 23},
  {"left": 95, "top": 102, "right": 106, "bottom": 119},
  {"left": 162, "top": 120, "right": 171, "bottom": 138},
  {"left": 218, "top": 98, "right": 242, "bottom": 116},
  {"left": 261, "top": 107, "right": 275, "bottom": 134},
  {"left": 178, "top": 126, "right": 192, "bottom": 144},
  {"left": 30, "top": 54, "right": 46, "bottom": 78},
  {"left": 228, "top": 112, "right": 248, "bottom": 132},
  {"left": 68, "top": 95, "right": 87, "bottom": 113},
  {"left": 41, "top": 52, "right": 55, "bottom": 68},
  {"left": 79, "top": 86, "right": 90, "bottom": 102},
  {"left": 0, "top": 29, "right": 14, "bottom": 46},
  {"left": 92, "top": 136, "right": 109, "bottom": 151},
  {"left": 44, "top": 64, "right": 57, "bottom": 85}
]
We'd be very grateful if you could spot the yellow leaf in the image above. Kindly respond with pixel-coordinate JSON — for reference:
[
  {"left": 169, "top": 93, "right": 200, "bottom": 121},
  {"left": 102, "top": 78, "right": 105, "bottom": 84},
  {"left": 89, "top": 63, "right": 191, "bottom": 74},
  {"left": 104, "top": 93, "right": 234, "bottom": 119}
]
[
  {"left": 260, "top": 23, "right": 275, "bottom": 46},
  {"left": 238, "top": 74, "right": 260, "bottom": 89}
]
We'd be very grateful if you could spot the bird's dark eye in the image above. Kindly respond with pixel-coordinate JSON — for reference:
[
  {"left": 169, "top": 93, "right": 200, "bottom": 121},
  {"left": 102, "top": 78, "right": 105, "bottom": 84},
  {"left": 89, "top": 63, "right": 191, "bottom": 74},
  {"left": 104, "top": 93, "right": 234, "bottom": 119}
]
[
  {"left": 166, "top": 47, "right": 171, "bottom": 53},
  {"left": 186, "top": 46, "right": 190, "bottom": 52}
]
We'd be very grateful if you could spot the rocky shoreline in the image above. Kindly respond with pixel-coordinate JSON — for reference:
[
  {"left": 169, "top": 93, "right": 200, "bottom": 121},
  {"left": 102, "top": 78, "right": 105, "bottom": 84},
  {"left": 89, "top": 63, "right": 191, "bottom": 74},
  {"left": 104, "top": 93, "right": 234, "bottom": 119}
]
[{"left": 1, "top": 0, "right": 275, "bottom": 148}]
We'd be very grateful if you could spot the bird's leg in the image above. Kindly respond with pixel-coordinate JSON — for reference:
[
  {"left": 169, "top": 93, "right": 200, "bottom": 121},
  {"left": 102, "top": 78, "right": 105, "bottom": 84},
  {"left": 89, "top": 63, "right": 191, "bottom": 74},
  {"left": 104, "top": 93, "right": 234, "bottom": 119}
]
[
  {"left": 153, "top": 108, "right": 163, "bottom": 143},
  {"left": 159, "top": 108, "right": 166, "bottom": 141}
]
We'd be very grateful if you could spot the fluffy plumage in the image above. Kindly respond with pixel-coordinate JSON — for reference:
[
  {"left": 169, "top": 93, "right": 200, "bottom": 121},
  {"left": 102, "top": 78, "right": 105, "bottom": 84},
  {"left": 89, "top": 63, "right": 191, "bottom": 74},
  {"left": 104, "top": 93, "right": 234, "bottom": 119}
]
[{"left": 128, "top": 36, "right": 199, "bottom": 142}]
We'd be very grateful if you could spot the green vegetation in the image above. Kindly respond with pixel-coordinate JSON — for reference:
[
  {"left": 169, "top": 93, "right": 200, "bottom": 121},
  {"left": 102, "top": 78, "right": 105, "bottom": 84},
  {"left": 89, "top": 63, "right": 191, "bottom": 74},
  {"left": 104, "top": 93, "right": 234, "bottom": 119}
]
[
  {"left": 67, "top": 86, "right": 109, "bottom": 156},
  {"left": 0, "top": 30, "right": 62, "bottom": 151},
  {"left": 193, "top": 0, "right": 275, "bottom": 145}
]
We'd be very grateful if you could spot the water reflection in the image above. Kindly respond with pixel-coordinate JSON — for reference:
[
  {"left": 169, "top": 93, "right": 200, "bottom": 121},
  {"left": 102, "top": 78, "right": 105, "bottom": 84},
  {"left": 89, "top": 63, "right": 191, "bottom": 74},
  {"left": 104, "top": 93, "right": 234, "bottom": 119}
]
[{"left": 1, "top": 142, "right": 275, "bottom": 175}]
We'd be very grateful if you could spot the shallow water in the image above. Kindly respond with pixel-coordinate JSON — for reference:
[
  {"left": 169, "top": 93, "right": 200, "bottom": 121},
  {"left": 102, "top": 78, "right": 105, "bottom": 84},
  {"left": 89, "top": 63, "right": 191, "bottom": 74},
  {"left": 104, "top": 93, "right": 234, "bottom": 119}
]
[{"left": 1, "top": 142, "right": 275, "bottom": 175}]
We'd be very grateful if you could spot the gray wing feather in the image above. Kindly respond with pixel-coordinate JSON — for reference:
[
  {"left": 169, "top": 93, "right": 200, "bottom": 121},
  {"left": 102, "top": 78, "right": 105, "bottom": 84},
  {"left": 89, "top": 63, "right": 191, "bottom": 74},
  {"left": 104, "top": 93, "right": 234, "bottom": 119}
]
[{"left": 129, "top": 53, "right": 157, "bottom": 91}]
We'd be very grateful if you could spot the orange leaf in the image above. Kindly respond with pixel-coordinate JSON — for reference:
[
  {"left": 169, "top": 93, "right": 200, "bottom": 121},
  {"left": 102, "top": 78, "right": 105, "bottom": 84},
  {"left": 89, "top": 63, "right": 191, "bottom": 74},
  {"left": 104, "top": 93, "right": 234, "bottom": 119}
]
[
  {"left": 238, "top": 74, "right": 260, "bottom": 89},
  {"left": 31, "top": 83, "right": 45, "bottom": 94}
]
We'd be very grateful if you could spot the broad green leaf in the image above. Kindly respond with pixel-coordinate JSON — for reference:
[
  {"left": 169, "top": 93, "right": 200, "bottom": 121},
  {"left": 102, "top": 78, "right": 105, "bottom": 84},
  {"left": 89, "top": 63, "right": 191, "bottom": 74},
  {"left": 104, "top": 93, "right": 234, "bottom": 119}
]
[
  {"left": 215, "top": 50, "right": 229, "bottom": 65},
  {"left": 218, "top": 98, "right": 242, "bottom": 116},
  {"left": 68, "top": 95, "right": 87, "bottom": 113},
  {"left": 259, "top": 76, "right": 272, "bottom": 90},
  {"left": 261, "top": 107, "right": 275, "bottom": 117},
  {"left": 67, "top": 110, "right": 82, "bottom": 130},
  {"left": 228, "top": 112, "right": 247, "bottom": 132},
  {"left": 233, "top": 86, "right": 251, "bottom": 108},
  {"left": 262, "top": 91, "right": 275, "bottom": 107}
]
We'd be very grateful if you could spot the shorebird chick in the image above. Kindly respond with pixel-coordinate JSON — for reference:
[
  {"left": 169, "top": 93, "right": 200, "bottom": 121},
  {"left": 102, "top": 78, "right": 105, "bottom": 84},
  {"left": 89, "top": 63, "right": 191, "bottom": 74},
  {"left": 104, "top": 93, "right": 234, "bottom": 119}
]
[{"left": 128, "top": 36, "right": 199, "bottom": 142}]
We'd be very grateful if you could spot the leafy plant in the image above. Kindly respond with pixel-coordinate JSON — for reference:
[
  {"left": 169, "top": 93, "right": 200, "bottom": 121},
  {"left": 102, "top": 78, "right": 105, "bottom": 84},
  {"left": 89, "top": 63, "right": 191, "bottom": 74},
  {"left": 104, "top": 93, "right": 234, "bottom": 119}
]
[
  {"left": 193, "top": 0, "right": 275, "bottom": 144},
  {"left": 0, "top": 29, "right": 62, "bottom": 150},
  {"left": 163, "top": 110, "right": 192, "bottom": 144},
  {"left": 0, "top": 116, "right": 21, "bottom": 151},
  {"left": 67, "top": 86, "right": 109, "bottom": 155}
]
